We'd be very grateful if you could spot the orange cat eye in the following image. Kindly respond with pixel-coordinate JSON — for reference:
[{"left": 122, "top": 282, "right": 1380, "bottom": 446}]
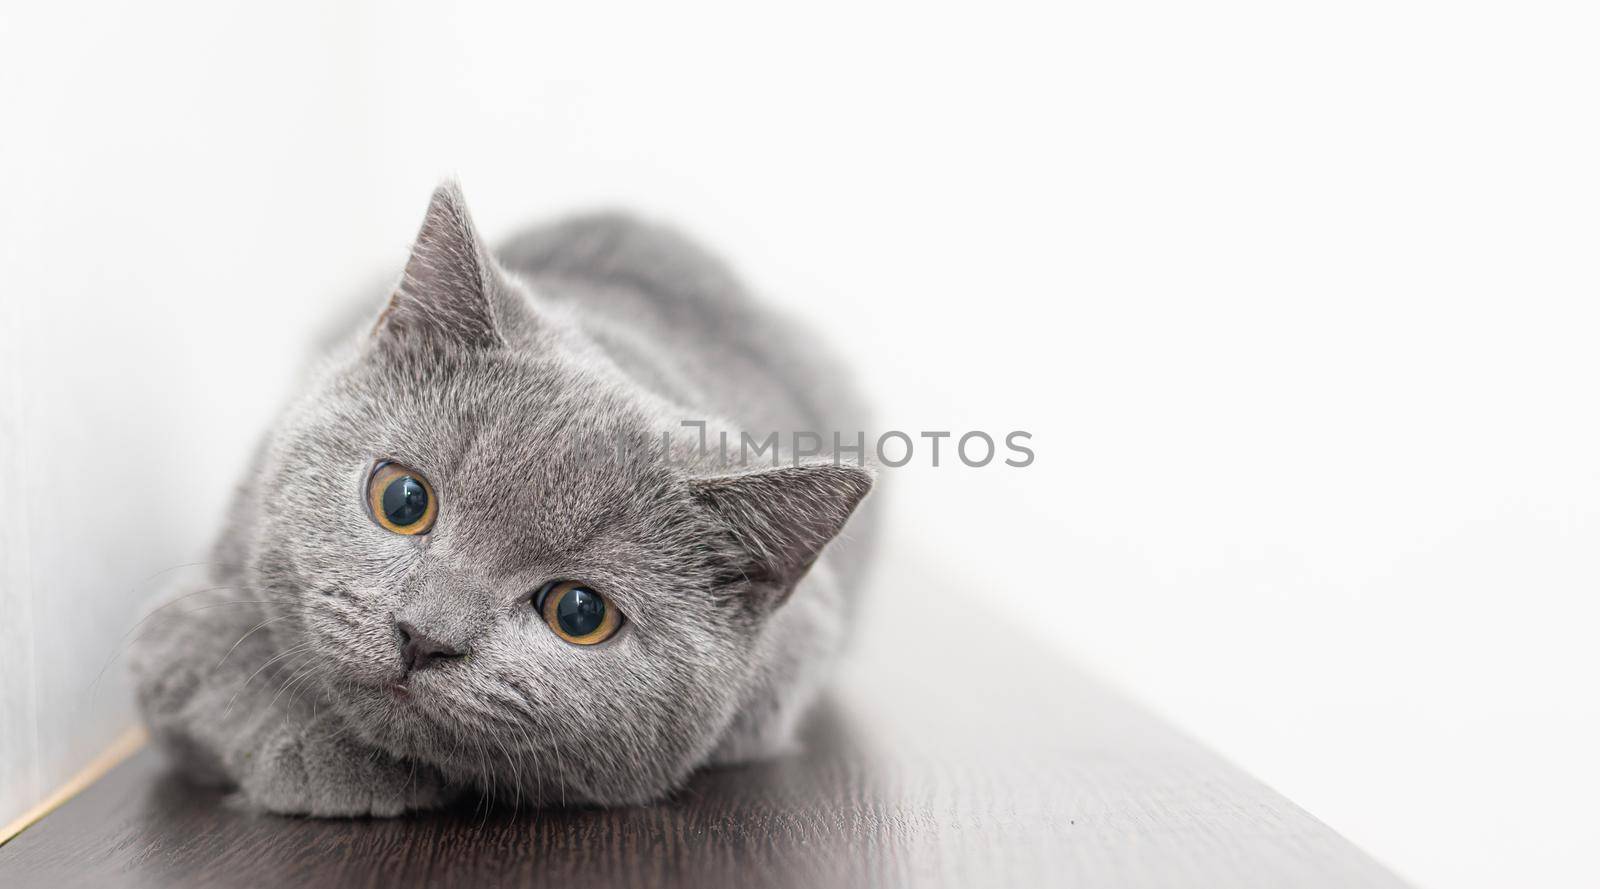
[
  {"left": 536, "top": 580, "right": 623, "bottom": 646},
  {"left": 366, "top": 462, "right": 438, "bottom": 535}
]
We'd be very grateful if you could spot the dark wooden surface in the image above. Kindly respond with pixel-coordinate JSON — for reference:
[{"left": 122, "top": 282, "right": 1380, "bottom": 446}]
[{"left": 0, "top": 555, "right": 1409, "bottom": 888}]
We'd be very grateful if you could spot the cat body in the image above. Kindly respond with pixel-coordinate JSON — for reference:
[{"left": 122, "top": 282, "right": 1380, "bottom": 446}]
[{"left": 130, "top": 186, "right": 874, "bottom": 816}]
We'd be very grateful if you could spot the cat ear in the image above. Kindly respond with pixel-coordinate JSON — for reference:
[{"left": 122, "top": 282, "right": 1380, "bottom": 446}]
[
  {"left": 372, "top": 182, "right": 504, "bottom": 350},
  {"left": 690, "top": 461, "right": 873, "bottom": 615}
]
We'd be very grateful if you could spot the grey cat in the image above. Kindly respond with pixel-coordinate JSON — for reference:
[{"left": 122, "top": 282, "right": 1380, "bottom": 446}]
[{"left": 129, "top": 184, "right": 876, "bottom": 816}]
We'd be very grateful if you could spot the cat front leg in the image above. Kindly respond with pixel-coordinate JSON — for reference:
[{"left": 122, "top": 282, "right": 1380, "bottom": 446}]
[
  {"left": 130, "top": 579, "right": 455, "bottom": 817},
  {"left": 234, "top": 711, "right": 456, "bottom": 817}
]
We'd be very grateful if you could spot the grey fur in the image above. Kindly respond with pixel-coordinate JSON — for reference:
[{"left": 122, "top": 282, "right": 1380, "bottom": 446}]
[{"left": 129, "top": 184, "right": 875, "bottom": 816}]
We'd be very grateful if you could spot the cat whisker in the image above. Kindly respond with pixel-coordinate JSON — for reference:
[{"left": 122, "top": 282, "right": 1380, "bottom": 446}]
[
  {"left": 266, "top": 659, "right": 324, "bottom": 716},
  {"left": 468, "top": 737, "right": 493, "bottom": 820},
  {"left": 547, "top": 723, "right": 569, "bottom": 808},
  {"left": 487, "top": 727, "right": 523, "bottom": 812},
  {"left": 222, "top": 642, "right": 318, "bottom": 718},
  {"left": 86, "top": 591, "right": 305, "bottom": 698},
  {"left": 113, "top": 561, "right": 228, "bottom": 611},
  {"left": 214, "top": 614, "right": 296, "bottom": 670},
  {"left": 117, "top": 588, "right": 300, "bottom": 645}
]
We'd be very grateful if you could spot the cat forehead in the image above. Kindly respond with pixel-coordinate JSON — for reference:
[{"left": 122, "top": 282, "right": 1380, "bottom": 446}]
[
  {"left": 329, "top": 345, "right": 643, "bottom": 440},
  {"left": 452, "top": 427, "right": 678, "bottom": 546},
  {"left": 311, "top": 348, "right": 682, "bottom": 535}
]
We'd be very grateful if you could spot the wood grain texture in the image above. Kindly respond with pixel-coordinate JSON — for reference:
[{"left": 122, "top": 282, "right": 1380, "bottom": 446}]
[{"left": 0, "top": 555, "right": 1409, "bottom": 888}]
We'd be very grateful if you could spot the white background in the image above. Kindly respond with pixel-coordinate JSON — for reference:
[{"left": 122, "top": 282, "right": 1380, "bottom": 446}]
[{"left": 3, "top": 2, "right": 1597, "bottom": 886}]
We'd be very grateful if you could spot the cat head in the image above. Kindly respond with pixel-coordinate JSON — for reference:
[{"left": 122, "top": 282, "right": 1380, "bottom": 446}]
[{"left": 244, "top": 184, "right": 870, "bottom": 804}]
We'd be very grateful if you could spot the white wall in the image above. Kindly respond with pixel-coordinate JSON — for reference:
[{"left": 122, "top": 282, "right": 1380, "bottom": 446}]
[
  {"left": 0, "top": 0, "right": 385, "bottom": 824},
  {"left": 4, "top": 3, "right": 1597, "bottom": 887}
]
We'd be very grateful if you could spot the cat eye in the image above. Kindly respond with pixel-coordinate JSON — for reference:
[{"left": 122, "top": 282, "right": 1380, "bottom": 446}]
[
  {"left": 366, "top": 461, "right": 437, "bottom": 535},
  {"left": 535, "top": 580, "right": 623, "bottom": 646}
]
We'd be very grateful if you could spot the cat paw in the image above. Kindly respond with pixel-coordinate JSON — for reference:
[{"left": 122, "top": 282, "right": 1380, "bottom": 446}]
[{"left": 237, "top": 721, "right": 456, "bottom": 818}]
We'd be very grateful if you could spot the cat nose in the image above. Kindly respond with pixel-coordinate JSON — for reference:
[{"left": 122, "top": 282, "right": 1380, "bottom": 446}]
[{"left": 394, "top": 619, "right": 469, "bottom": 673}]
